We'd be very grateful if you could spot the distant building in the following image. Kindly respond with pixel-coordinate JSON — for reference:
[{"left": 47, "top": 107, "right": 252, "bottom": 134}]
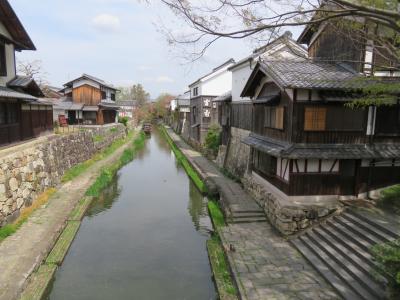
[
  {"left": 115, "top": 100, "right": 137, "bottom": 119},
  {"left": 0, "top": 1, "right": 53, "bottom": 146},
  {"left": 189, "top": 58, "right": 235, "bottom": 145},
  {"left": 55, "top": 74, "right": 119, "bottom": 125},
  {"left": 170, "top": 91, "right": 190, "bottom": 134},
  {"left": 41, "top": 85, "right": 63, "bottom": 99}
]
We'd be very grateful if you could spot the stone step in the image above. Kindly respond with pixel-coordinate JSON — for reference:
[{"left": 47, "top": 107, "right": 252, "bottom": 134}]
[
  {"left": 308, "top": 231, "right": 386, "bottom": 298},
  {"left": 230, "top": 212, "right": 266, "bottom": 218},
  {"left": 229, "top": 217, "right": 267, "bottom": 224},
  {"left": 334, "top": 215, "right": 383, "bottom": 248},
  {"left": 342, "top": 211, "right": 399, "bottom": 242},
  {"left": 326, "top": 220, "right": 373, "bottom": 253},
  {"left": 346, "top": 210, "right": 400, "bottom": 239},
  {"left": 292, "top": 236, "right": 363, "bottom": 300}
]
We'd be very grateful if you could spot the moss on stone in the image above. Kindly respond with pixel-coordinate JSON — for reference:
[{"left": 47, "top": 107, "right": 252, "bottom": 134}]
[
  {"left": 20, "top": 264, "right": 58, "bottom": 300},
  {"left": 68, "top": 197, "right": 93, "bottom": 221}
]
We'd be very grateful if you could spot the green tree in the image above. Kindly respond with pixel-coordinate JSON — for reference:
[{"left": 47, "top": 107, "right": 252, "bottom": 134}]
[{"left": 153, "top": 93, "right": 175, "bottom": 118}]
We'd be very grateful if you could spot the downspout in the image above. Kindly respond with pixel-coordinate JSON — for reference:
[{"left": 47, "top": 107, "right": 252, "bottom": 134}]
[{"left": 366, "top": 105, "right": 376, "bottom": 199}]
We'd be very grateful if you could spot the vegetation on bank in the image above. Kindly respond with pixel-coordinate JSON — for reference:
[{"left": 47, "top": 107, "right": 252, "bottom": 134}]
[
  {"left": 377, "top": 184, "right": 400, "bottom": 215},
  {"left": 86, "top": 132, "right": 146, "bottom": 198},
  {"left": 0, "top": 188, "right": 56, "bottom": 243},
  {"left": 372, "top": 238, "right": 400, "bottom": 298},
  {"left": 204, "top": 124, "right": 221, "bottom": 156},
  {"left": 62, "top": 131, "right": 134, "bottom": 182},
  {"left": 158, "top": 126, "right": 207, "bottom": 193},
  {"left": 207, "top": 200, "right": 238, "bottom": 299}
]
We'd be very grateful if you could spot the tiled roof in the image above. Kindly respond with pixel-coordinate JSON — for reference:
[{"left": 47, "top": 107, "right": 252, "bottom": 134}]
[
  {"left": 260, "top": 60, "right": 362, "bottom": 90},
  {"left": 8, "top": 76, "right": 33, "bottom": 88},
  {"left": 115, "top": 100, "right": 137, "bottom": 106},
  {"left": 0, "top": 86, "right": 37, "bottom": 101},
  {"left": 242, "top": 133, "right": 400, "bottom": 159},
  {"left": 213, "top": 91, "right": 232, "bottom": 102}
]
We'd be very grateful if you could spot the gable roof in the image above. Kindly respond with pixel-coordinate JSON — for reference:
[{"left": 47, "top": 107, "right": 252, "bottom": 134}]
[
  {"left": 189, "top": 58, "right": 235, "bottom": 87},
  {"left": 241, "top": 59, "right": 365, "bottom": 97},
  {"left": 230, "top": 32, "right": 307, "bottom": 70},
  {"left": 0, "top": 1, "right": 35, "bottom": 50},
  {"left": 63, "top": 74, "right": 118, "bottom": 91},
  {"left": 8, "top": 75, "right": 44, "bottom": 97}
]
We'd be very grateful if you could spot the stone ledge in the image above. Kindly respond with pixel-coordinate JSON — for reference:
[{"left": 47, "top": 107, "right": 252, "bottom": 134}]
[{"left": 242, "top": 173, "right": 342, "bottom": 235}]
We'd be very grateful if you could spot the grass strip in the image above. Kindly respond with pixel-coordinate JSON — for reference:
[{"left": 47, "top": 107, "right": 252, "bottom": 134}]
[
  {"left": 61, "top": 131, "right": 134, "bottom": 182},
  {"left": 159, "top": 126, "right": 207, "bottom": 193},
  {"left": 207, "top": 236, "right": 238, "bottom": 299},
  {"left": 208, "top": 200, "right": 226, "bottom": 231},
  {"left": 68, "top": 197, "right": 93, "bottom": 221},
  {"left": 46, "top": 221, "right": 81, "bottom": 265},
  {"left": 0, "top": 188, "right": 57, "bottom": 243},
  {"left": 85, "top": 132, "right": 146, "bottom": 198},
  {"left": 19, "top": 264, "right": 58, "bottom": 300}
]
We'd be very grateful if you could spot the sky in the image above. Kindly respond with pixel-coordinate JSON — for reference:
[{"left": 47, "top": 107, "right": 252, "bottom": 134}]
[{"left": 11, "top": 0, "right": 302, "bottom": 98}]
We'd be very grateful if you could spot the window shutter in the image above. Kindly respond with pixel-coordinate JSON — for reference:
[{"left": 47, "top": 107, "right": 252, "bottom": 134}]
[
  {"left": 0, "top": 43, "right": 6, "bottom": 76},
  {"left": 275, "top": 107, "right": 284, "bottom": 129},
  {"left": 304, "top": 107, "right": 326, "bottom": 131}
]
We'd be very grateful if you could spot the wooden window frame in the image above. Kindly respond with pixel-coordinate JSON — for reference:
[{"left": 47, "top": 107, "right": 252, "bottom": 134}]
[
  {"left": 293, "top": 159, "right": 339, "bottom": 174},
  {"left": 264, "top": 106, "right": 285, "bottom": 130}
]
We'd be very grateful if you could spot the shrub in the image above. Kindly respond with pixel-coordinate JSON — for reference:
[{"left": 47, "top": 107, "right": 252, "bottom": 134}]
[
  {"left": 204, "top": 124, "right": 221, "bottom": 155},
  {"left": 378, "top": 184, "right": 400, "bottom": 214},
  {"left": 118, "top": 116, "right": 129, "bottom": 127},
  {"left": 371, "top": 239, "right": 400, "bottom": 298}
]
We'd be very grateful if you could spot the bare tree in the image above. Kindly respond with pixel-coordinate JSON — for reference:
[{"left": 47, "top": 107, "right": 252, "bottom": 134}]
[
  {"left": 17, "top": 59, "right": 50, "bottom": 94},
  {"left": 159, "top": 0, "right": 400, "bottom": 67}
]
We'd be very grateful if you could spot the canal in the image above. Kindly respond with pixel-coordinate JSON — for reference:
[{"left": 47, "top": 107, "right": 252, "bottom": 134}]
[{"left": 46, "top": 129, "right": 216, "bottom": 300}]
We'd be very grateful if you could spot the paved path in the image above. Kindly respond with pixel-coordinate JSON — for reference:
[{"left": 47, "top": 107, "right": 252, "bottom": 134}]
[
  {"left": 166, "top": 127, "right": 261, "bottom": 214},
  {"left": 220, "top": 222, "right": 340, "bottom": 300},
  {"left": 0, "top": 135, "right": 135, "bottom": 300}
]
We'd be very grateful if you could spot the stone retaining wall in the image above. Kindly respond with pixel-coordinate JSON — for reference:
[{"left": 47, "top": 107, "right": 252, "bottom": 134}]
[
  {"left": 220, "top": 127, "right": 251, "bottom": 178},
  {"left": 242, "top": 173, "right": 341, "bottom": 235},
  {"left": 0, "top": 124, "right": 126, "bottom": 226}
]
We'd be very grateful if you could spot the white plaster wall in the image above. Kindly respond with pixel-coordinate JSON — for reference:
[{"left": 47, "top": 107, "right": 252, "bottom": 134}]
[
  {"left": 201, "top": 69, "right": 232, "bottom": 96},
  {"left": 73, "top": 79, "right": 101, "bottom": 90},
  {"left": 0, "top": 22, "right": 16, "bottom": 87},
  {"left": 231, "top": 63, "right": 252, "bottom": 102}
]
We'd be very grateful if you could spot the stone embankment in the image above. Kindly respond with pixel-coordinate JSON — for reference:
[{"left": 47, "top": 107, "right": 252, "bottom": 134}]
[{"left": 0, "top": 124, "right": 126, "bottom": 226}]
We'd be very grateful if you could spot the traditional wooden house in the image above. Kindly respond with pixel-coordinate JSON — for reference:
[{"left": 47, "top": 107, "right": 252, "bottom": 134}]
[
  {"left": 0, "top": 1, "right": 53, "bottom": 146},
  {"left": 170, "top": 91, "right": 190, "bottom": 134},
  {"left": 115, "top": 100, "right": 137, "bottom": 119},
  {"left": 55, "top": 74, "right": 119, "bottom": 125},
  {"left": 240, "top": 57, "right": 400, "bottom": 201},
  {"left": 188, "top": 59, "right": 235, "bottom": 146}
]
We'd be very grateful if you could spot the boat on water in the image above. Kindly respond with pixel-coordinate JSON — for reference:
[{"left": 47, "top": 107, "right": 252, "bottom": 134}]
[{"left": 142, "top": 123, "right": 152, "bottom": 134}]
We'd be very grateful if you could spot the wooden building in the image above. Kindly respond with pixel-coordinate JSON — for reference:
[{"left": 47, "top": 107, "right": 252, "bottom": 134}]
[
  {"left": 170, "top": 91, "right": 190, "bottom": 134},
  {"left": 0, "top": 1, "right": 53, "bottom": 146},
  {"left": 241, "top": 59, "right": 400, "bottom": 201},
  {"left": 55, "top": 74, "right": 119, "bottom": 125}
]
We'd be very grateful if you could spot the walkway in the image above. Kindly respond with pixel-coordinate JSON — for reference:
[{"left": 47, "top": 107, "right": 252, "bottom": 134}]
[
  {"left": 166, "top": 127, "right": 339, "bottom": 299},
  {"left": 0, "top": 136, "right": 135, "bottom": 300},
  {"left": 165, "top": 127, "right": 264, "bottom": 221},
  {"left": 220, "top": 222, "right": 339, "bottom": 300}
]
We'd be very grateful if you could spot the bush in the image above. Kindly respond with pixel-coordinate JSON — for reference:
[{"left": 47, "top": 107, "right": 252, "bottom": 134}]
[
  {"left": 118, "top": 116, "right": 129, "bottom": 127},
  {"left": 204, "top": 124, "right": 221, "bottom": 155},
  {"left": 371, "top": 239, "right": 400, "bottom": 298},
  {"left": 378, "top": 184, "right": 400, "bottom": 214}
]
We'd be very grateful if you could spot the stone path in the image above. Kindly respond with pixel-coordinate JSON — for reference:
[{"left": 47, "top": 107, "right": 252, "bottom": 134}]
[
  {"left": 0, "top": 135, "right": 135, "bottom": 300},
  {"left": 165, "top": 127, "right": 262, "bottom": 217},
  {"left": 220, "top": 222, "right": 340, "bottom": 300}
]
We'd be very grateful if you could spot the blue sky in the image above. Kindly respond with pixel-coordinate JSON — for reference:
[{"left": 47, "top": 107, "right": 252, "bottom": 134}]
[{"left": 11, "top": 0, "right": 300, "bottom": 98}]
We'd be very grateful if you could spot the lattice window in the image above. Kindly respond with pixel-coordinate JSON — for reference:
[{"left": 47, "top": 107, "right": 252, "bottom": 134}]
[{"left": 304, "top": 107, "right": 326, "bottom": 131}]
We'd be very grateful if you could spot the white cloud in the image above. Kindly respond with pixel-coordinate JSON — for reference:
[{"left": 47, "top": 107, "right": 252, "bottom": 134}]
[
  {"left": 91, "top": 14, "right": 121, "bottom": 32},
  {"left": 137, "top": 65, "right": 152, "bottom": 71},
  {"left": 155, "top": 76, "right": 174, "bottom": 83}
]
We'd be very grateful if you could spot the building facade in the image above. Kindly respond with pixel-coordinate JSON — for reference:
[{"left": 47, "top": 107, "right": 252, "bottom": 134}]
[{"left": 0, "top": 1, "right": 53, "bottom": 146}]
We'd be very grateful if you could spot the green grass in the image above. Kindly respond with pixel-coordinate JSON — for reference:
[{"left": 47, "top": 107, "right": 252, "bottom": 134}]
[
  {"left": 207, "top": 236, "right": 238, "bottom": 299},
  {"left": 61, "top": 131, "right": 134, "bottom": 182},
  {"left": 159, "top": 126, "right": 207, "bottom": 193},
  {"left": 378, "top": 184, "right": 400, "bottom": 215},
  {"left": 85, "top": 132, "right": 146, "bottom": 198},
  {"left": 93, "top": 135, "right": 104, "bottom": 143},
  {"left": 208, "top": 200, "right": 226, "bottom": 231}
]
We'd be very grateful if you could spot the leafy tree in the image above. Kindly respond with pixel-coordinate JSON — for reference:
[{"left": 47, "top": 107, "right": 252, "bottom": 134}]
[
  {"left": 153, "top": 93, "right": 175, "bottom": 118},
  {"left": 132, "top": 84, "right": 150, "bottom": 107}
]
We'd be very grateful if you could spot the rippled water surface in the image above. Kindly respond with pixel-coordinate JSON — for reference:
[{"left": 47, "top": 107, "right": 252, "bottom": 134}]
[{"left": 47, "top": 129, "right": 216, "bottom": 300}]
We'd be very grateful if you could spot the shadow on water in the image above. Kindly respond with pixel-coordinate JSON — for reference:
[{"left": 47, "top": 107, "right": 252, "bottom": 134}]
[{"left": 46, "top": 128, "right": 216, "bottom": 300}]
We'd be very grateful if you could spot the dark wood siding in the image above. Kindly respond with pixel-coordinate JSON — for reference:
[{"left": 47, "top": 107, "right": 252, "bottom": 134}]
[
  {"left": 292, "top": 103, "right": 368, "bottom": 143},
  {"left": 375, "top": 105, "right": 400, "bottom": 136},
  {"left": 231, "top": 102, "right": 252, "bottom": 130}
]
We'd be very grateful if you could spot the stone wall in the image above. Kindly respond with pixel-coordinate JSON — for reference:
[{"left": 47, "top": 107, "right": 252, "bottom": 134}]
[
  {"left": 221, "top": 127, "right": 251, "bottom": 178},
  {"left": 242, "top": 173, "right": 341, "bottom": 235},
  {"left": 0, "top": 124, "right": 126, "bottom": 226}
]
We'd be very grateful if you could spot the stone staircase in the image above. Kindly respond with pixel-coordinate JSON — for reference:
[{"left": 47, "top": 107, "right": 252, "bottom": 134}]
[
  {"left": 291, "top": 209, "right": 400, "bottom": 300},
  {"left": 228, "top": 208, "right": 267, "bottom": 223}
]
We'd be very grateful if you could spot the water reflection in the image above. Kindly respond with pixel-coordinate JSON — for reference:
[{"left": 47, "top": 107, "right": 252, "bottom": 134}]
[
  {"left": 188, "top": 181, "right": 213, "bottom": 235},
  {"left": 86, "top": 176, "right": 120, "bottom": 218}
]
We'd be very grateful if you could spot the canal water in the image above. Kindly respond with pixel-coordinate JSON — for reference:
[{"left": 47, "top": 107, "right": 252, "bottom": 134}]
[{"left": 46, "top": 129, "right": 216, "bottom": 300}]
